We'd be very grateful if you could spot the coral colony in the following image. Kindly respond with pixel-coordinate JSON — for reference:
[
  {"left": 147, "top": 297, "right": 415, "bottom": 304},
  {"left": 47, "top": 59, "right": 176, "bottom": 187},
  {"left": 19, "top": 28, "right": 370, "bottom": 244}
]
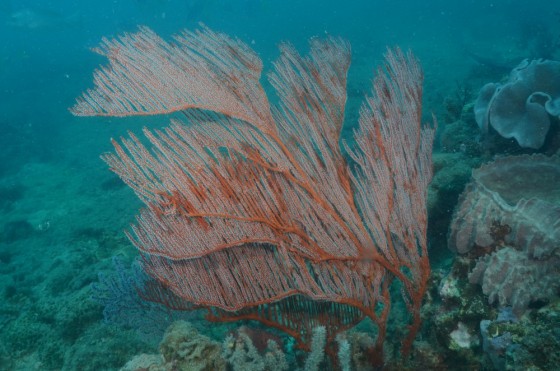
[{"left": 72, "top": 26, "right": 434, "bottom": 365}]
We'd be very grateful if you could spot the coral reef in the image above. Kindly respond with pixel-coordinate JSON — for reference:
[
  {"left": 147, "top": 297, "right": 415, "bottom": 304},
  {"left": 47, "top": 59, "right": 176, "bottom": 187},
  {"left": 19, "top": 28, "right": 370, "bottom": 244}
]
[
  {"left": 439, "top": 109, "right": 482, "bottom": 157},
  {"left": 417, "top": 257, "right": 560, "bottom": 370},
  {"left": 119, "top": 320, "right": 386, "bottom": 370},
  {"left": 63, "top": 325, "right": 149, "bottom": 371},
  {"left": 425, "top": 261, "right": 491, "bottom": 369},
  {"left": 479, "top": 302, "right": 560, "bottom": 370},
  {"left": 480, "top": 308, "right": 518, "bottom": 370},
  {"left": 427, "top": 152, "right": 483, "bottom": 259}
]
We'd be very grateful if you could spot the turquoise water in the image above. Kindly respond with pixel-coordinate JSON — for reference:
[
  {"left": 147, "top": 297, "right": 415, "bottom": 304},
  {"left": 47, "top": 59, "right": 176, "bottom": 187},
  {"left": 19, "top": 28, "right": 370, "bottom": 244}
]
[{"left": 1, "top": 1, "right": 559, "bottom": 370}]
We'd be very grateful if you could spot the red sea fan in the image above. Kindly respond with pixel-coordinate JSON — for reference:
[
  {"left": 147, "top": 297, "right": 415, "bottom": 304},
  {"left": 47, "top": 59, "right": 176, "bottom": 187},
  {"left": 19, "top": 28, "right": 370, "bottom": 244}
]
[{"left": 72, "top": 25, "right": 434, "bottom": 364}]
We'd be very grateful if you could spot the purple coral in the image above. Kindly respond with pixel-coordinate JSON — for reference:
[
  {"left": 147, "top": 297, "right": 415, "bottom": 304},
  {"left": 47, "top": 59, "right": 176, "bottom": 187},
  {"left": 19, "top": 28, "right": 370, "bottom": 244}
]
[{"left": 91, "top": 257, "right": 196, "bottom": 341}]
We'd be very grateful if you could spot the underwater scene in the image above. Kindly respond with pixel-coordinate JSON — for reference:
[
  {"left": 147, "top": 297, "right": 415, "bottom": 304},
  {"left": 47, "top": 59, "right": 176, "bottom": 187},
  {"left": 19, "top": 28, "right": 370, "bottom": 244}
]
[{"left": 1, "top": 0, "right": 559, "bottom": 370}]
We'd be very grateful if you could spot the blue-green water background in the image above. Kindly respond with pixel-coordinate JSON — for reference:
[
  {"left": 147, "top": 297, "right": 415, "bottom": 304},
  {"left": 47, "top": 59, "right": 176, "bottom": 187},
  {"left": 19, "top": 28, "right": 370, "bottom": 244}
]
[{"left": 0, "top": 0, "right": 558, "bottom": 369}]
